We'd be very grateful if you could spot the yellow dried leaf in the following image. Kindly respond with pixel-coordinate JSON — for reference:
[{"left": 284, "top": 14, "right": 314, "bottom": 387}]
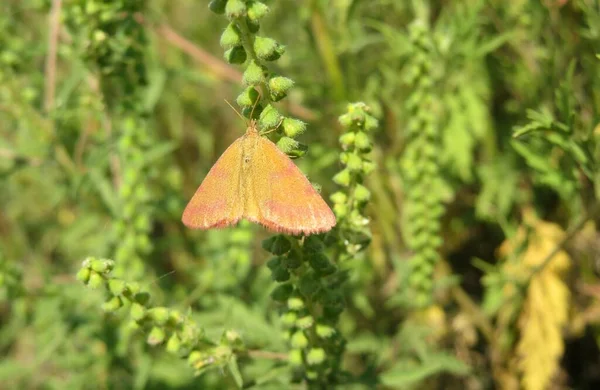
[{"left": 501, "top": 216, "right": 571, "bottom": 390}]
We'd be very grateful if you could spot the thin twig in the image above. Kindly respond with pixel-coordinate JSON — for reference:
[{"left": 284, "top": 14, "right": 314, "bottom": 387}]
[
  {"left": 246, "top": 350, "right": 288, "bottom": 361},
  {"left": 44, "top": 0, "right": 62, "bottom": 114}
]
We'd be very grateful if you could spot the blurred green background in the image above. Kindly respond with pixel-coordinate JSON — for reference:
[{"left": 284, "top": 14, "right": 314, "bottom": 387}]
[{"left": 2, "top": 0, "right": 600, "bottom": 389}]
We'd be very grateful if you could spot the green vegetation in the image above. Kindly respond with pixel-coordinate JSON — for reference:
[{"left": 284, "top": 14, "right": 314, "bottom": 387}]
[{"left": 1, "top": 0, "right": 600, "bottom": 389}]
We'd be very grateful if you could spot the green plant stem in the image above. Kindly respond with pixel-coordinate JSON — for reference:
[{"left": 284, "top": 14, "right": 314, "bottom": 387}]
[{"left": 309, "top": 0, "right": 345, "bottom": 101}]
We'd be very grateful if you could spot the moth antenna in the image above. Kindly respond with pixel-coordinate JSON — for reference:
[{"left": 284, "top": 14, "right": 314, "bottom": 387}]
[
  {"left": 260, "top": 117, "right": 284, "bottom": 136},
  {"left": 248, "top": 93, "right": 261, "bottom": 120},
  {"left": 224, "top": 99, "right": 248, "bottom": 125}
]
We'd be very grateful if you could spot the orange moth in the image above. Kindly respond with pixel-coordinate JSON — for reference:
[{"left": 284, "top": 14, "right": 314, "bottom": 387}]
[{"left": 182, "top": 120, "right": 336, "bottom": 235}]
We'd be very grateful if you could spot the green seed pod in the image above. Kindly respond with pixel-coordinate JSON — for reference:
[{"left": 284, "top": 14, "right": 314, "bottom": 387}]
[
  {"left": 287, "top": 296, "right": 305, "bottom": 311},
  {"left": 361, "top": 160, "right": 375, "bottom": 174},
  {"left": 266, "top": 256, "right": 283, "bottom": 270},
  {"left": 288, "top": 349, "right": 304, "bottom": 366},
  {"left": 262, "top": 235, "right": 291, "bottom": 255},
  {"left": 246, "top": 17, "right": 260, "bottom": 33},
  {"left": 220, "top": 22, "right": 242, "bottom": 49},
  {"left": 364, "top": 114, "right": 378, "bottom": 131},
  {"left": 108, "top": 279, "right": 126, "bottom": 296},
  {"left": 76, "top": 267, "right": 91, "bottom": 283},
  {"left": 224, "top": 46, "right": 247, "bottom": 64},
  {"left": 166, "top": 333, "right": 182, "bottom": 354},
  {"left": 338, "top": 113, "right": 353, "bottom": 128},
  {"left": 316, "top": 324, "right": 335, "bottom": 338},
  {"left": 333, "top": 168, "right": 351, "bottom": 187},
  {"left": 296, "top": 315, "right": 314, "bottom": 329},
  {"left": 346, "top": 153, "right": 363, "bottom": 172},
  {"left": 147, "top": 326, "right": 166, "bottom": 345},
  {"left": 353, "top": 184, "right": 371, "bottom": 203},
  {"left": 277, "top": 136, "right": 299, "bottom": 154},
  {"left": 271, "top": 283, "right": 294, "bottom": 302},
  {"left": 281, "top": 311, "right": 298, "bottom": 327},
  {"left": 303, "top": 235, "right": 325, "bottom": 254},
  {"left": 254, "top": 36, "right": 285, "bottom": 61},
  {"left": 236, "top": 86, "right": 259, "bottom": 108},
  {"left": 148, "top": 307, "right": 170, "bottom": 325},
  {"left": 306, "top": 370, "right": 319, "bottom": 380},
  {"left": 339, "top": 132, "right": 355, "bottom": 148},
  {"left": 102, "top": 296, "right": 122, "bottom": 312},
  {"left": 225, "top": 0, "right": 246, "bottom": 18},
  {"left": 333, "top": 202, "right": 348, "bottom": 218},
  {"left": 282, "top": 117, "right": 306, "bottom": 137},
  {"left": 330, "top": 191, "right": 347, "bottom": 204},
  {"left": 271, "top": 267, "right": 290, "bottom": 282},
  {"left": 247, "top": 1, "right": 269, "bottom": 21},
  {"left": 208, "top": 0, "right": 227, "bottom": 14},
  {"left": 290, "top": 330, "right": 309, "bottom": 349},
  {"left": 258, "top": 104, "right": 281, "bottom": 130},
  {"left": 298, "top": 273, "right": 321, "bottom": 297},
  {"left": 354, "top": 131, "right": 371, "bottom": 151},
  {"left": 90, "top": 258, "right": 114, "bottom": 273},
  {"left": 243, "top": 60, "right": 265, "bottom": 85},
  {"left": 134, "top": 291, "right": 151, "bottom": 305},
  {"left": 268, "top": 76, "right": 294, "bottom": 101},
  {"left": 130, "top": 302, "right": 146, "bottom": 321},
  {"left": 283, "top": 250, "right": 303, "bottom": 269},
  {"left": 87, "top": 272, "right": 104, "bottom": 289},
  {"left": 306, "top": 348, "right": 326, "bottom": 365}
]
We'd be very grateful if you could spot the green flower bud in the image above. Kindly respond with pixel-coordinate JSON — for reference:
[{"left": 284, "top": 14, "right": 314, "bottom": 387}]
[
  {"left": 262, "top": 235, "right": 291, "bottom": 255},
  {"left": 147, "top": 326, "right": 166, "bottom": 345},
  {"left": 246, "top": 17, "right": 260, "bottom": 33},
  {"left": 308, "top": 253, "right": 336, "bottom": 276},
  {"left": 287, "top": 297, "right": 305, "bottom": 311},
  {"left": 338, "top": 113, "right": 352, "bottom": 128},
  {"left": 90, "top": 258, "right": 114, "bottom": 273},
  {"left": 296, "top": 315, "right": 314, "bottom": 329},
  {"left": 346, "top": 153, "right": 363, "bottom": 172},
  {"left": 242, "top": 60, "right": 265, "bottom": 85},
  {"left": 316, "top": 324, "right": 335, "bottom": 338},
  {"left": 283, "top": 250, "right": 303, "bottom": 269},
  {"left": 271, "top": 284, "right": 294, "bottom": 302},
  {"left": 306, "top": 370, "right": 319, "bottom": 380},
  {"left": 268, "top": 76, "right": 294, "bottom": 101},
  {"left": 254, "top": 36, "right": 285, "bottom": 61},
  {"left": 306, "top": 348, "right": 326, "bottom": 365},
  {"left": 282, "top": 117, "right": 306, "bottom": 137},
  {"left": 290, "top": 331, "right": 308, "bottom": 349},
  {"left": 247, "top": 1, "right": 269, "bottom": 21},
  {"left": 148, "top": 307, "right": 170, "bottom": 325},
  {"left": 76, "top": 267, "right": 91, "bottom": 283},
  {"left": 298, "top": 273, "right": 320, "bottom": 297},
  {"left": 266, "top": 256, "right": 282, "bottom": 270},
  {"left": 102, "top": 296, "right": 122, "bottom": 312},
  {"left": 258, "top": 104, "right": 281, "bottom": 130},
  {"left": 353, "top": 184, "right": 371, "bottom": 203},
  {"left": 330, "top": 191, "right": 347, "bottom": 204},
  {"left": 354, "top": 131, "right": 371, "bottom": 150},
  {"left": 271, "top": 267, "right": 290, "bottom": 282},
  {"left": 362, "top": 160, "right": 376, "bottom": 174},
  {"left": 225, "top": 0, "right": 246, "bottom": 18},
  {"left": 303, "top": 236, "right": 325, "bottom": 254},
  {"left": 208, "top": 0, "right": 227, "bottom": 14},
  {"left": 88, "top": 272, "right": 104, "bottom": 289},
  {"left": 333, "top": 202, "right": 348, "bottom": 218},
  {"left": 333, "top": 169, "right": 351, "bottom": 186},
  {"left": 108, "top": 279, "right": 126, "bottom": 296},
  {"left": 277, "top": 136, "right": 299, "bottom": 154},
  {"left": 339, "top": 132, "right": 355, "bottom": 148},
  {"left": 130, "top": 302, "right": 146, "bottom": 321},
  {"left": 281, "top": 311, "right": 298, "bottom": 327},
  {"left": 364, "top": 115, "right": 378, "bottom": 131},
  {"left": 134, "top": 291, "right": 151, "bottom": 305},
  {"left": 288, "top": 349, "right": 304, "bottom": 366},
  {"left": 166, "top": 333, "right": 182, "bottom": 354},
  {"left": 224, "top": 46, "right": 247, "bottom": 64},
  {"left": 220, "top": 23, "right": 242, "bottom": 49},
  {"left": 236, "top": 86, "right": 260, "bottom": 108}
]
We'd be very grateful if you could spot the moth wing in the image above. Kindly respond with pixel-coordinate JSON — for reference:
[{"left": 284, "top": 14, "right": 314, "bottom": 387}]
[
  {"left": 182, "top": 137, "right": 244, "bottom": 229},
  {"left": 251, "top": 137, "right": 336, "bottom": 235}
]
